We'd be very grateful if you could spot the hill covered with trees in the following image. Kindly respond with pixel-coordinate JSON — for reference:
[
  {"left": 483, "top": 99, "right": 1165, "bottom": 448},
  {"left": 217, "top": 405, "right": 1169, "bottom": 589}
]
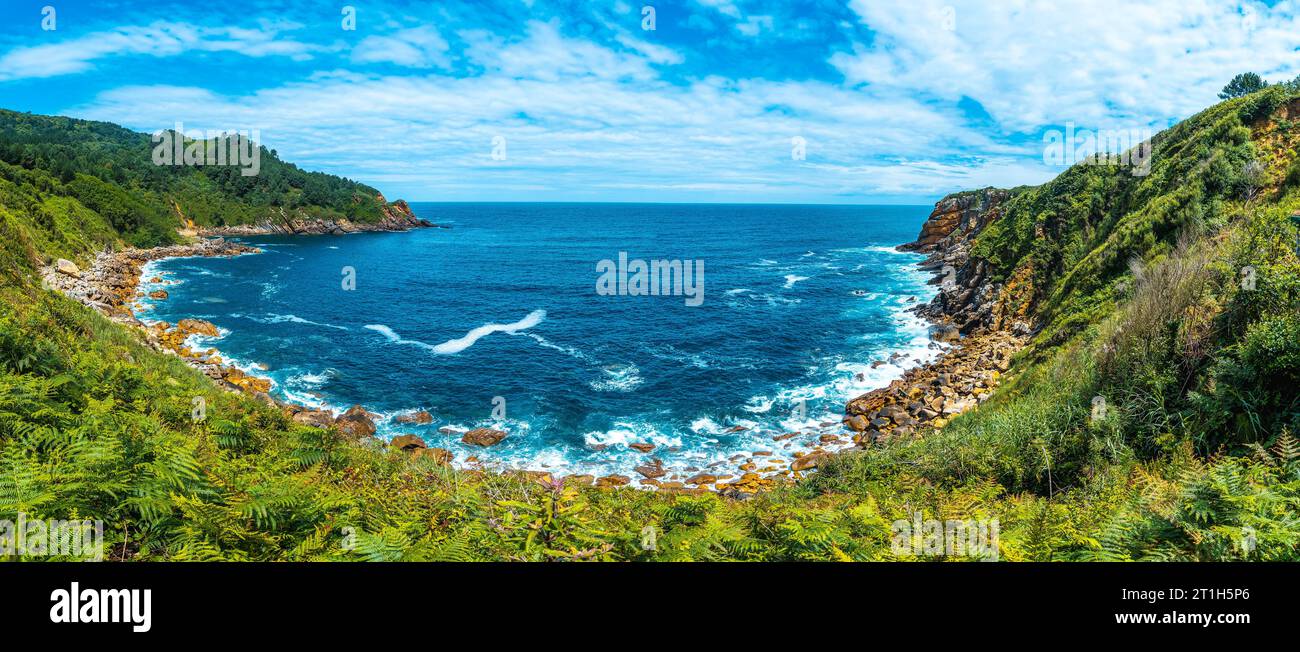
[{"left": 0, "top": 109, "right": 405, "bottom": 252}]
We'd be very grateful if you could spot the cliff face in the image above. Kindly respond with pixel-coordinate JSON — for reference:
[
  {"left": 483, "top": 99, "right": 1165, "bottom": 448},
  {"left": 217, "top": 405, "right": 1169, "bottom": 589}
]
[
  {"left": 199, "top": 195, "right": 433, "bottom": 236},
  {"left": 901, "top": 188, "right": 1035, "bottom": 337}
]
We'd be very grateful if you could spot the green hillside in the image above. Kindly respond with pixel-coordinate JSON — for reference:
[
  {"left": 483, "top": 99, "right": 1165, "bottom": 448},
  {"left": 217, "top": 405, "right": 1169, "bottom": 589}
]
[
  {"left": 0, "top": 109, "right": 403, "bottom": 262},
  {"left": 0, "top": 89, "right": 1297, "bottom": 561}
]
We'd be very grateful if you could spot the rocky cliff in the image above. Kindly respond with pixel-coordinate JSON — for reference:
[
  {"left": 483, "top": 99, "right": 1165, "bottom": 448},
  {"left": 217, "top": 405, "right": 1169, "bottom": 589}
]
[
  {"left": 199, "top": 195, "right": 436, "bottom": 237},
  {"left": 901, "top": 188, "right": 1035, "bottom": 337},
  {"left": 840, "top": 188, "right": 1032, "bottom": 442}
]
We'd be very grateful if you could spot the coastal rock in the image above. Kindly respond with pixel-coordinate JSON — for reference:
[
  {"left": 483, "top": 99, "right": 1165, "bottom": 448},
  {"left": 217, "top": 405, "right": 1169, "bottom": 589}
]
[
  {"left": 931, "top": 324, "right": 960, "bottom": 342},
  {"left": 628, "top": 442, "right": 655, "bottom": 453},
  {"left": 684, "top": 473, "right": 718, "bottom": 485},
  {"left": 335, "top": 405, "right": 377, "bottom": 440},
  {"left": 412, "top": 447, "right": 453, "bottom": 465},
  {"left": 177, "top": 319, "right": 221, "bottom": 338},
  {"left": 394, "top": 410, "right": 434, "bottom": 425},
  {"left": 148, "top": 290, "right": 168, "bottom": 300},
  {"left": 223, "top": 367, "right": 272, "bottom": 394},
  {"left": 595, "top": 475, "right": 631, "bottom": 488},
  {"left": 791, "top": 452, "right": 831, "bottom": 472},
  {"left": 389, "top": 434, "right": 427, "bottom": 452},
  {"left": 461, "top": 428, "right": 508, "bottom": 447},
  {"left": 291, "top": 409, "right": 335, "bottom": 429},
  {"left": 197, "top": 197, "right": 435, "bottom": 237},
  {"left": 635, "top": 460, "right": 667, "bottom": 479}
]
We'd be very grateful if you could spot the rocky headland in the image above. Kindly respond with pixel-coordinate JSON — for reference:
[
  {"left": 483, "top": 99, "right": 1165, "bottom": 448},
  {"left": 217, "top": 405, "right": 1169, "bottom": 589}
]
[{"left": 197, "top": 196, "right": 439, "bottom": 237}]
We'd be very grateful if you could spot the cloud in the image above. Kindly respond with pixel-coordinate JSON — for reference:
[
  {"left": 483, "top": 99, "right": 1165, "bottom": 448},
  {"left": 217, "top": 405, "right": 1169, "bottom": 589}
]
[
  {"left": 351, "top": 26, "right": 451, "bottom": 68},
  {"left": 69, "top": 19, "right": 1011, "bottom": 202},
  {"left": 833, "top": 0, "right": 1300, "bottom": 133},
  {"left": 0, "top": 21, "right": 323, "bottom": 82},
  {"left": 18, "top": 1, "right": 1291, "bottom": 202}
]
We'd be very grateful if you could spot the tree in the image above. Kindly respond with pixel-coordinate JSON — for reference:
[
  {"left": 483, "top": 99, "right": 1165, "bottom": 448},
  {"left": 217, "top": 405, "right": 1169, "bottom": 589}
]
[{"left": 1220, "top": 72, "right": 1268, "bottom": 99}]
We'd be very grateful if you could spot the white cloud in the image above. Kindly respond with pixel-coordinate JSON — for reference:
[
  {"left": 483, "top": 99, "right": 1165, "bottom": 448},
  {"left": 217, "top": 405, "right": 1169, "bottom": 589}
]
[
  {"left": 352, "top": 26, "right": 451, "bottom": 68},
  {"left": 834, "top": 0, "right": 1300, "bottom": 133},
  {"left": 736, "top": 15, "right": 775, "bottom": 37},
  {"left": 70, "top": 20, "right": 1019, "bottom": 202},
  {"left": 0, "top": 21, "right": 322, "bottom": 82}
]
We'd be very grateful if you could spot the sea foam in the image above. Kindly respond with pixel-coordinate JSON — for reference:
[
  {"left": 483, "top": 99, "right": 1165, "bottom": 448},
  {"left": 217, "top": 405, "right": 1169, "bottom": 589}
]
[{"left": 365, "top": 309, "right": 546, "bottom": 355}]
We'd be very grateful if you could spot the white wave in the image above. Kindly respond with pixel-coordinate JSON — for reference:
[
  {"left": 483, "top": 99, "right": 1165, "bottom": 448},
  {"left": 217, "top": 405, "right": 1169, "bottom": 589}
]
[
  {"left": 518, "top": 332, "right": 596, "bottom": 363},
  {"left": 431, "top": 310, "right": 547, "bottom": 354},
  {"left": 583, "top": 422, "right": 681, "bottom": 449},
  {"left": 234, "top": 313, "right": 349, "bottom": 331},
  {"left": 866, "top": 245, "right": 911, "bottom": 255},
  {"left": 365, "top": 310, "right": 545, "bottom": 355},
  {"left": 690, "top": 417, "right": 724, "bottom": 434},
  {"left": 725, "top": 288, "right": 753, "bottom": 296},
  {"left": 783, "top": 274, "right": 809, "bottom": 289},
  {"left": 742, "top": 396, "right": 774, "bottom": 413},
  {"left": 590, "top": 364, "right": 644, "bottom": 392}
]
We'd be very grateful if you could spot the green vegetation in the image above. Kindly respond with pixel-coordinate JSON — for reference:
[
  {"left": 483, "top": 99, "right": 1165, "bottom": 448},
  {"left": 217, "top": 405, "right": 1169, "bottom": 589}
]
[
  {"left": 0, "top": 109, "right": 400, "bottom": 250},
  {"left": 0, "top": 89, "right": 1297, "bottom": 561},
  {"left": 1221, "top": 72, "right": 1268, "bottom": 99}
]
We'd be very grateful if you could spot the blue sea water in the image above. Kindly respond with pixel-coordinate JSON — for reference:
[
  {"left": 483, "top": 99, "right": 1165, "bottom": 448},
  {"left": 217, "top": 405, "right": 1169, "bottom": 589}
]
[{"left": 138, "top": 203, "right": 941, "bottom": 480}]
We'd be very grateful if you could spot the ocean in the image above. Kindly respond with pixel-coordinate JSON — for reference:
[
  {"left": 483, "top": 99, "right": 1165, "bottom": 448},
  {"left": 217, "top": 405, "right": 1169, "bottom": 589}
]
[{"left": 137, "top": 202, "right": 941, "bottom": 480}]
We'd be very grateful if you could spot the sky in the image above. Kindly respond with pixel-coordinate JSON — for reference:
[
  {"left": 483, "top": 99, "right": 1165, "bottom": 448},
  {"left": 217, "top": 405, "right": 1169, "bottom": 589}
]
[{"left": 0, "top": 0, "right": 1297, "bottom": 204}]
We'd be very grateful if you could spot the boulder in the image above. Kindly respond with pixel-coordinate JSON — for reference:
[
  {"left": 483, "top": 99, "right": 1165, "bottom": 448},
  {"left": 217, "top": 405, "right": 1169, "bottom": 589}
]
[
  {"left": 177, "top": 319, "right": 221, "bottom": 338},
  {"left": 791, "top": 452, "right": 831, "bottom": 472},
  {"left": 55, "top": 259, "right": 81, "bottom": 277},
  {"left": 148, "top": 290, "right": 169, "bottom": 300},
  {"left": 635, "top": 461, "right": 667, "bottom": 479},
  {"left": 684, "top": 473, "right": 717, "bottom": 485},
  {"left": 412, "top": 447, "right": 453, "bottom": 465},
  {"left": 843, "top": 415, "right": 871, "bottom": 432},
  {"left": 389, "top": 434, "right": 427, "bottom": 452},
  {"left": 291, "top": 409, "right": 335, "bottom": 429},
  {"left": 335, "top": 405, "right": 377, "bottom": 440},
  {"left": 461, "top": 428, "right": 507, "bottom": 447},
  {"left": 394, "top": 410, "right": 434, "bottom": 425},
  {"left": 931, "top": 324, "right": 960, "bottom": 342},
  {"left": 628, "top": 442, "right": 655, "bottom": 453},
  {"left": 595, "top": 475, "right": 631, "bottom": 488}
]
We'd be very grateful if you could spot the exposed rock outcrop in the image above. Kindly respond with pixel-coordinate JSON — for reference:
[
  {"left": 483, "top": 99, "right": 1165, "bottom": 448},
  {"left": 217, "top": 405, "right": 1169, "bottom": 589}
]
[
  {"left": 394, "top": 410, "right": 434, "bottom": 425},
  {"left": 461, "top": 428, "right": 508, "bottom": 447},
  {"left": 900, "top": 187, "right": 1036, "bottom": 336},
  {"left": 336, "top": 405, "right": 378, "bottom": 440},
  {"left": 197, "top": 195, "right": 438, "bottom": 237},
  {"left": 843, "top": 188, "right": 1034, "bottom": 446}
]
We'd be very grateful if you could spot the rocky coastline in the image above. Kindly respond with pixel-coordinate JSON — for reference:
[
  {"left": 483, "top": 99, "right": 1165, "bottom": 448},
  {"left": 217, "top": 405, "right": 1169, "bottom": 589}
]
[
  {"left": 840, "top": 188, "right": 1030, "bottom": 444},
  {"left": 39, "top": 209, "right": 440, "bottom": 434}
]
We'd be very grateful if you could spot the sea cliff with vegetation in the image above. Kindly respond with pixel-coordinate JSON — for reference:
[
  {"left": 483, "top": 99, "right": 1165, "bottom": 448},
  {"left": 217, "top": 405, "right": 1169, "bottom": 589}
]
[{"left": 1, "top": 81, "right": 1297, "bottom": 560}]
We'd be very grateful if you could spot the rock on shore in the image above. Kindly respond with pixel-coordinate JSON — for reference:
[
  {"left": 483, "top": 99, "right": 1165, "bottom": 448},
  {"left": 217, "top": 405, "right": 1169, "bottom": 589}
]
[{"left": 41, "top": 238, "right": 258, "bottom": 326}]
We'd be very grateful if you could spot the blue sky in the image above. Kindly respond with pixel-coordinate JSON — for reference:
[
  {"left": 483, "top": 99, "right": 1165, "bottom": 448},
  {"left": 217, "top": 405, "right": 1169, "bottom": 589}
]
[{"left": 0, "top": 0, "right": 1296, "bottom": 203}]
